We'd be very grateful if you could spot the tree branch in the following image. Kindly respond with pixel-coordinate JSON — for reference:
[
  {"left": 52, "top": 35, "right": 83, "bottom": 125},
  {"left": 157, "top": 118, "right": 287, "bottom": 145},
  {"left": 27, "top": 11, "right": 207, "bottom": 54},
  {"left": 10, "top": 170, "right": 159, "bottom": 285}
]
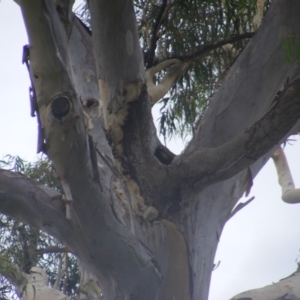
[
  {"left": 89, "top": 0, "right": 146, "bottom": 158},
  {"left": 20, "top": 0, "right": 91, "bottom": 217},
  {"left": 231, "top": 266, "right": 300, "bottom": 299},
  {"left": 227, "top": 196, "right": 255, "bottom": 221},
  {"left": 186, "top": 0, "right": 300, "bottom": 153},
  {"left": 0, "top": 252, "right": 71, "bottom": 300},
  {"left": 0, "top": 253, "right": 27, "bottom": 296},
  {"left": 146, "top": 59, "right": 189, "bottom": 104},
  {"left": 272, "top": 146, "right": 300, "bottom": 203},
  {"left": 164, "top": 32, "right": 255, "bottom": 63},
  {"left": 35, "top": 246, "right": 70, "bottom": 254},
  {"left": 15, "top": 2, "right": 162, "bottom": 297},
  {"left": 172, "top": 77, "right": 300, "bottom": 189},
  {"left": 0, "top": 169, "right": 69, "bottom": 239},
  {"left": 146, "top": 0, "right": 168, "bottom": 68},
  {"left": 78, "top": 262, "right": 102, "bottom": 300},
  {"left": 24, "top": 267, "right": 70, "bottom": 300},
  {"left": 53, "top": 253, "right": 67, "bottom": 290}
]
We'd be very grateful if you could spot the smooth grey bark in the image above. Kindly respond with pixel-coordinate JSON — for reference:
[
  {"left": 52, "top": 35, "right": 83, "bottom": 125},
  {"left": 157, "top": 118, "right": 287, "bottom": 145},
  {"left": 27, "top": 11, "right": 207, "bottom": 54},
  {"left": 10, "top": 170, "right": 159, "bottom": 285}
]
[
  {"left": 177, "top": 1, "right": 300, "bottom": 298},
  {"left": 18, "top": 0, "right": 160, "bottom": 298},
  {"left": 1, "top": 0, "right": 300, "bottom": 300}
]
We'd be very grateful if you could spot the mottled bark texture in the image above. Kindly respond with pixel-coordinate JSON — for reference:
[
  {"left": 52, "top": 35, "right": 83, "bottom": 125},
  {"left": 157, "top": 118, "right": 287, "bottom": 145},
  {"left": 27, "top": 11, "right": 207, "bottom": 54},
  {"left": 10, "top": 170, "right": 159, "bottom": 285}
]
[{"left": 1, "top": 0, "right": 300, "bottom": 299}]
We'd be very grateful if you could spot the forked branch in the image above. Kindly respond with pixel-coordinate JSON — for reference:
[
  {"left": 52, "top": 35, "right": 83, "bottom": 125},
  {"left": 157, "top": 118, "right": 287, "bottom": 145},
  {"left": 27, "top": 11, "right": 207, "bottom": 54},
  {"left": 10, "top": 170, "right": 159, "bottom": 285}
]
[{"left": 172, "top": 77, "right": 300, "bottom": 189}]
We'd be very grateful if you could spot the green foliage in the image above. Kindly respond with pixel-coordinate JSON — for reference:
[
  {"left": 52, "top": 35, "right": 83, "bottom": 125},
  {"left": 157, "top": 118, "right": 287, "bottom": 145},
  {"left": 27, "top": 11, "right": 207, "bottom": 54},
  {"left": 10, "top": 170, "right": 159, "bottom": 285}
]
[
  {"left": 135, "top": 0, "right": 266, "bottom": 139},
  {"left": 75, "top": 0, "right": 271, "bottom": 140},
  {"left": 282, "top": 36, "right": 300, "bottom": 64},
  {"left": 0, "top": 156, "right": 79, "bottom": 299},
  {"left": 0, "top": 155, "right": 60, "bottom": 191}
]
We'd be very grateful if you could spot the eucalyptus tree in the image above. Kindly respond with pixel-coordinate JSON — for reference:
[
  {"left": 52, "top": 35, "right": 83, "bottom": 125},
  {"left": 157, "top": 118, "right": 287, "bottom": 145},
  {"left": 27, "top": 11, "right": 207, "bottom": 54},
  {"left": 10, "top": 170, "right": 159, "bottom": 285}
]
[{"left": 1, "top": 0, "right": 300, "bottom": 299}]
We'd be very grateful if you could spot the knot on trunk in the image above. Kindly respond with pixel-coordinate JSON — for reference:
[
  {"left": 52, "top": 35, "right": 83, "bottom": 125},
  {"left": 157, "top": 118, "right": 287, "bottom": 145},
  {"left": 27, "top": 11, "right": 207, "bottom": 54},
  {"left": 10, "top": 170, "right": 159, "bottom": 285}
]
[{"left": 51, "top": 95, "right": 71, "bottom": 119}]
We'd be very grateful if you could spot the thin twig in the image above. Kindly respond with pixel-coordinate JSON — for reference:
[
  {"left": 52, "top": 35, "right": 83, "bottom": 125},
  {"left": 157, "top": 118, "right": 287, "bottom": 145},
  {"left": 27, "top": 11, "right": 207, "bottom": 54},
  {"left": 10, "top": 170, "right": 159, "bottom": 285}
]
[
  {"left": 146, "top": 0, "right": 168, "bottom": 68},
  {"left": 35, "top": 246, "right": 70, "bottom": 254},
  {"left": 54, "top": 253, "right": 64, "bottom": 290},
  {"left": 227, "top": 196, "right": 255, "bottom": 221},
  {"left": 212, "top": 261, "right": 220, "bottom": 271},
  {"left": 167, "top": 32, "right": 255, "bottom": 63},
  {"left": 63, "top": 253, "right": 68, "bottom": 294}
]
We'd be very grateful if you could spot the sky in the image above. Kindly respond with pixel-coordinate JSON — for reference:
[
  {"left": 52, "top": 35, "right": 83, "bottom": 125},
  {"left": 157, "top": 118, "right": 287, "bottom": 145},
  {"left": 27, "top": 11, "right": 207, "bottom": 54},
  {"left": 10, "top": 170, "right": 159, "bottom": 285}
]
[{"left": 1, "top": 1, "right": 300, "bottom": 300}]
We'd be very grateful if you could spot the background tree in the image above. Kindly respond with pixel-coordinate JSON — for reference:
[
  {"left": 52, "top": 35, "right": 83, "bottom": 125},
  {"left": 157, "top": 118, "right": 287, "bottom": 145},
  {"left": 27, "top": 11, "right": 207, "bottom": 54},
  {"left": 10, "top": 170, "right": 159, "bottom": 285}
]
[
  {"left": 0, "top": 156, "right": 80, "bottom": 299},
  {"left": 1, "top": 0, "right": 300, "bottom": 299}
]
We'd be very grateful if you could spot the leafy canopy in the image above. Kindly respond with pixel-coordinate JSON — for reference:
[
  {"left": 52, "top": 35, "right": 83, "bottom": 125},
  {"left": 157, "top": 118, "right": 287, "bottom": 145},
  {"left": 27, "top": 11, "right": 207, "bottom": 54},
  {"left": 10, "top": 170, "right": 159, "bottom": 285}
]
[{"left": 77, "top": 0, "right": 268, "bottom": 140}]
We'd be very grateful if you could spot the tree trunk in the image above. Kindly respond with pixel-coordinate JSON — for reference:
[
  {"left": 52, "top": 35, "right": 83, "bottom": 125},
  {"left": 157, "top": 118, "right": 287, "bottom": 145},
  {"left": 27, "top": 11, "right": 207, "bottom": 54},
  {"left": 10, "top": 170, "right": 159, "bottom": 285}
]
[{"left": 1, "top": 0, "right": 300, "bottom": 299}]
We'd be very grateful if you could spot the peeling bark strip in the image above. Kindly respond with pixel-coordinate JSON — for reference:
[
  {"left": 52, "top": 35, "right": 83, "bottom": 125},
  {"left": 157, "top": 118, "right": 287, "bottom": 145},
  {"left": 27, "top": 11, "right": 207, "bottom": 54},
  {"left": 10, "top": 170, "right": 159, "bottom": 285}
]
[
  {"left": 98, "top": 79, "right": 144, "bottom": 157},
  {"left": 89, "top": 0, "right": 145, "bottom": 158},
  {"left": 22, "top": 45, "right": 46, "bottom": 154},
  {"left": 272, "top": 147, "right": 300, "bottom": 203}
]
